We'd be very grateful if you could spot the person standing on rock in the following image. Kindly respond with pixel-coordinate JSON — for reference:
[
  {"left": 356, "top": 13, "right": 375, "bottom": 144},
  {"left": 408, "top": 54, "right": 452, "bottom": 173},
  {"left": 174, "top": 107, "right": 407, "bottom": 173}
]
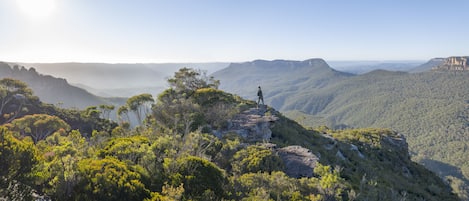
[{"left": 257, "top": 86, "right": 264, "bottom": 106}]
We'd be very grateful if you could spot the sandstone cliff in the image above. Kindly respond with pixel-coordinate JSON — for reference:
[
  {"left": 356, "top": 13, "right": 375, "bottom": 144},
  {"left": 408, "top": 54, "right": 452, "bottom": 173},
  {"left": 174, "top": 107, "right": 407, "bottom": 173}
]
[
  {"left": 433, "top": 56, "right": 469, "bottom": 71},
  {"left": 212, "top": 105, "right": 278, "bottom": 142}
]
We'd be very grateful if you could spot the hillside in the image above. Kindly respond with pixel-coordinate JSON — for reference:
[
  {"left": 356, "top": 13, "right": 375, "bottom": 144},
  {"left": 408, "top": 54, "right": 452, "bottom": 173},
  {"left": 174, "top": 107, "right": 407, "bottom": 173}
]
[
  {"left": 213, "top": 58, "right": 469, "bottom": 199},
  {"left": 0, "top": 69, "right": 457, "bottom": 200},
  {"left": 20, "top": 62, "right": 229, "bottom": 97},
  {"left": 409, "top": 58, "right": 445, "bottom": 73},
  {"left": 213, "top": 58, "right": 353, "bottom": 106},
  {"left": 329, "top": 60, "right": 423, "bottom": 74},
  {"left": 0, "top": 62, "right": 125, "bottom": 109}
]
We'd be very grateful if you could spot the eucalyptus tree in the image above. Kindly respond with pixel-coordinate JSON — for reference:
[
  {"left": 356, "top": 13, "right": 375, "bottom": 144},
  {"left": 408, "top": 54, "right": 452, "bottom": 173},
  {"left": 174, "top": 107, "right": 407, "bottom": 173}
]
[
  {"left": 7, "top": 114, "right": 70, "bottom": 144},
  {"left": 0, "top": 78, "right": 36, "bottom": 124},
  {"left": 126, "top": 93, "right": 154, "bottom": 124}
]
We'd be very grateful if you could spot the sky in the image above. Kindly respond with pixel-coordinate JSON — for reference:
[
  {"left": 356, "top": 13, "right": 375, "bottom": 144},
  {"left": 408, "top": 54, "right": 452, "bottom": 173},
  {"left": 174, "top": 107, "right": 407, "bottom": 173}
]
[{"left": 0, "top": 0, "right": 468, "bottom": 63}]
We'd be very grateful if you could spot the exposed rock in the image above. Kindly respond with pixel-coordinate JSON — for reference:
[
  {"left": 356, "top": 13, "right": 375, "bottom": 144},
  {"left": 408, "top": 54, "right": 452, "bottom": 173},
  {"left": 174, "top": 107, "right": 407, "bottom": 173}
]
[
  {"left": 350, "top": 144, "right": 365, "bottom": 159},
  {"left": 213, "top": 106, "right": 278, "bottom": 142},
  {"left": 382, "top": 132, "right": 408, "bottom": 156},
  {"left": 336, "top": 150, "right": 346, "bottom": 161},
  {"left": 402, "top": 166, "right": 412, "bottom": 178},
  {"left": 277, "top": 146, "right": 319, "bottom": 178},
  {"left": 433, "top": 56, "right": 469, "bottom": 71},
  {"left": 322, "top": 134, "right": 337, "bottom": 150}
]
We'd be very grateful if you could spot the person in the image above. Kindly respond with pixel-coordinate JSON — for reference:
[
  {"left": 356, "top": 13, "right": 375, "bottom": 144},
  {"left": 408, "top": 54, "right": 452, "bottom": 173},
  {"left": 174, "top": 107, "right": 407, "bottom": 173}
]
[{"left": 257, "top": 86, "right": 264, "bottom": 105}]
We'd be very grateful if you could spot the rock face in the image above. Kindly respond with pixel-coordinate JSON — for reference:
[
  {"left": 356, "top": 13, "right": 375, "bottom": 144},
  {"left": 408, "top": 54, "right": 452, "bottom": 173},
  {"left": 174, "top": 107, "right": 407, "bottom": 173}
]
[
  {"left": 277, "top": 146, "right": 319, "bottom": 178},
  {"left": 433, "top": 56, "right": 469, "bottom": 71},
  {"left": 382, "top": 132, "right": 409, "bottom": 156},
  {"left": 213, "top": 105, "right": 278, "bottom": 142}
]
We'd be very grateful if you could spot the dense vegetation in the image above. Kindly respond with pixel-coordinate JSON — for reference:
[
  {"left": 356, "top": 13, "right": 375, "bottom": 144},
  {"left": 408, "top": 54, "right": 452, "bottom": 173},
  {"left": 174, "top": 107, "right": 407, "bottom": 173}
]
[
  {"left": 0, "top": 68, "right": 458, "bottom": 200},
  {"left": 214, "top": 59, "right": 469, "bottom": 199},
  {"left": 284, "top": 70, "right": 469, "bottom": 199}
]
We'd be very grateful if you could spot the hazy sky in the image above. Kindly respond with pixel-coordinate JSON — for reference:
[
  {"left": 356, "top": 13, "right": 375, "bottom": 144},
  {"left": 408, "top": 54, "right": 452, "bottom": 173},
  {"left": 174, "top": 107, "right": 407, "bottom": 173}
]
[{"left": 1, "top": 0, "right": 468, "bottom": 63}]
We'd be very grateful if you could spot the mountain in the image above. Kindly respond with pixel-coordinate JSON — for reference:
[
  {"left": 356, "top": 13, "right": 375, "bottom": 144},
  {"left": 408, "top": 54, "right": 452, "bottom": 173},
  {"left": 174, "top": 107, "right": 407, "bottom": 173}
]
[
  {"left": 20, "top": 62, "right": 229, "bottom": 97},
  {"left": 409, "top": 58, "right": 445, "bottom": 73},
  {"left": 329, "top": 60, "right": 424, "bottom": 74},
  {"left": 433, "top": 56, "right": 469, "bottom": 71},
  {"left": 0, "top": 62, "right": 125, "bottom": 109},
  {"left": 212, "top": 58, "right": 353, "bottom": 108},
  {"left": 213, "top": 57, "right": 469, "bottom": 198},
  {"left": 0, "top": 74, "right": 458, "bottom": 200}
]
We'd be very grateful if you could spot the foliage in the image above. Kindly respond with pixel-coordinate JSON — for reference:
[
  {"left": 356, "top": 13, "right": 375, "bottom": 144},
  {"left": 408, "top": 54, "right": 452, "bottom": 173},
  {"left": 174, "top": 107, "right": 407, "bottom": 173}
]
[
  {"left": 232, "top": 171, "right": 302, "bottom": 200},
  {"left": 7, "top": 114, "right": 70, "bottom": 144},
  {"left": 167, "top": 67, "right": 219, "bottom": 96},
  {"left": 98, "top": 136, "right": 151, "bottom": 164},
  {"left": 126, "top": 93, "right": 154, "bottom": 124},
  {"left": 99, "top": 104, "right": 115, "bottom": 120},
  {"left": 0, "top": 126, "right": 38, "bottom": 200},
  {"left": 0, "top": 78, "right": 37, "bottom": 124},
  {"left": 75, "top": 157, "right": 150, "bottom": 201},
  {"left": 0, "top": 68, "right": 461, "bottom": 200},
  {"left": 232, "top": 145, "right": 284, "bottom": 175},
  {"left": 37, "top": 132, "right": 83, "bottom": 199},
  {"left": 153, "top": 68, "right": 236, "bottom": 135},
  {"left": 313, "top": 164, "right": 345, "bottom": 200},
  {"left": 166, "top": 156, "right": 227, "bottom": 200}
]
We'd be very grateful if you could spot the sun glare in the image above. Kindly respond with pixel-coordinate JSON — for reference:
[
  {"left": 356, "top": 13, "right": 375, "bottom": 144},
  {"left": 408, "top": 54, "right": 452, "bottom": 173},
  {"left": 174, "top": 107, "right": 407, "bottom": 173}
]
[{"left": 17, "top": 0, "right": 56, "bottom": 20}]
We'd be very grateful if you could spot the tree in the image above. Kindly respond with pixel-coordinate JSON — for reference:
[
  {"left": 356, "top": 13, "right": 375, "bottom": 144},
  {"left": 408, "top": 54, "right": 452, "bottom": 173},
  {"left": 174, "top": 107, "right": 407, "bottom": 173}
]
[
  {"left": 41, "top": 141, "right": 81, "bottom": 199},
  {"left": 0, "top": 78, "right": 35, "bottom": 124},
  {"left": 232, "top": 145, "right": 284, "bottom": 175},
  {"left": 153, "top": 90, "right": 201, "bottom": 135},
  {"left": 98, "top": 104, "right": 115, "bottom": 120},
  {"left": 127, "top": 93, "right": 154, "bottom": 124},
  {"left": 117, "top": 105, "right": 130, "bottom": 124},
  {"left": 167, "top": 67, "right": 219, "bottom": 97},
  {"left": 314, "top": 164, "right": 345, "bottom": 201},
  {"left": 167, "top": 156, "right": 227, "bottom": 200},
  {"left": 98, "top": 136, "right": 151, "bottom": 164},
  {"left": 231, "top": 171, "right": 303, "bottom": 201},
  {"left": 0, "top": 126, "right": 39, "bottom": 200},
  {"left": 7, "top": 114, "right": 70, "bottom": 144},
  {"left": 74, "top": 157, "right": 150, "bottom": 201}
]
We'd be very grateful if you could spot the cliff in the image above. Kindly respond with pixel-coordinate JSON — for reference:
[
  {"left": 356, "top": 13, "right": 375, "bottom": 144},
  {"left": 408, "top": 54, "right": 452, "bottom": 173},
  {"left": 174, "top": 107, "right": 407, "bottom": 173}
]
[{"left": 433, "top": 56, "right": 469, "bottom": 71}]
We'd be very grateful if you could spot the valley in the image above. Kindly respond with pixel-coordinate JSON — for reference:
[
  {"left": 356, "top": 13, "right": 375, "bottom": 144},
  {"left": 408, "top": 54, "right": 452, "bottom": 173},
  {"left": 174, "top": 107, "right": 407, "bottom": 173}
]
[{"left": 1, "top": 57, "right": 468, "bottom": 199}]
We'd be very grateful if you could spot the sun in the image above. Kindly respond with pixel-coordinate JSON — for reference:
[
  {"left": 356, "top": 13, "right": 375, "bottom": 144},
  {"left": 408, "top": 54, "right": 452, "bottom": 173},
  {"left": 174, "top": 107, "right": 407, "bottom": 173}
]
[{"left": 17, "top": 0, "right": 57, "bottom": 20}]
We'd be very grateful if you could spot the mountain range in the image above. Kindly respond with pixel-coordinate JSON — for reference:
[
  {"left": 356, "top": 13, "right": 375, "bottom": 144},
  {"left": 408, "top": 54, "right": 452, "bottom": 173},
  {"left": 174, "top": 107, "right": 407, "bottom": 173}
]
[
  {"left": 18, "top": 62, "right": 230, "bottom": 97},
  {"left": 2, "top": 57, "right": 469, "bottom": 197},
  {"left": 0, "top": 62, "right": 125, "bottom": 109},
  {"left": 0, "top": 71, "right": 458, "bottom": 200},
  {"left": 213, "top": 57, "right": 469, "bottom": 198}
]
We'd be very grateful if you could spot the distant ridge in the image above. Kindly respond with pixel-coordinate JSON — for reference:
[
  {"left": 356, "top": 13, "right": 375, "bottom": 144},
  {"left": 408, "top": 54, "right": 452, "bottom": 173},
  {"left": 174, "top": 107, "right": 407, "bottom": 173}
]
[
  {"left": 409, "top": 56, "right": 469, "bottom": 73},
  {"left": 409, "top": 58, "right": 445, "bottom": 73},
  {"left": 212, "top": 58, "right": 352, "bottom": 108},
  {"left": 432, "top": 56, "right": 469, "bottom": 71},
  {"left": 212, "top": 57, "right": 469, "bottom": 197},
  {"left": 18, "top": 62, "right": 230, "bottom": 97},
  {"left": 0, "top": 62, "right": 125, "bottom": 109}
]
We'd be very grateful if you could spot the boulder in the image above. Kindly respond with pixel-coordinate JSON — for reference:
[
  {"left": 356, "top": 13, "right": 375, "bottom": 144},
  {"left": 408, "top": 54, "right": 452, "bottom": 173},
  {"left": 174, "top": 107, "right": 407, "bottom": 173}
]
[{"left": 277, "top": 145, "right": 319, "bottom": 178}]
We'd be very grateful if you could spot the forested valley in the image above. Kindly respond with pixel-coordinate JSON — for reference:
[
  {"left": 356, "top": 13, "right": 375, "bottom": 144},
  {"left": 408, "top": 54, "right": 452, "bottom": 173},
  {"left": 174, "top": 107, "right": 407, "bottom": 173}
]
[{"left": 214, "top": 58, "right": 469, "bottom": 199}]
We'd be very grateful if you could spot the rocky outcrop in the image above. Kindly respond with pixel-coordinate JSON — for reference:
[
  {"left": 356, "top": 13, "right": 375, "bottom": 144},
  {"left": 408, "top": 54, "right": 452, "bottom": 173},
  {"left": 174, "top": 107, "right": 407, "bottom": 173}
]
[
  {"left": 433, "top": 56, "right": 469, "bottom": 71},
  {"left": 277, "top": 146, "right": 319, "bottom": 178},
  {"left": 381, "top": 132, "right": 409, "bottom": 156},
  {"left": 213, "top": 105, "right": 278, "bottom": 142}
]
